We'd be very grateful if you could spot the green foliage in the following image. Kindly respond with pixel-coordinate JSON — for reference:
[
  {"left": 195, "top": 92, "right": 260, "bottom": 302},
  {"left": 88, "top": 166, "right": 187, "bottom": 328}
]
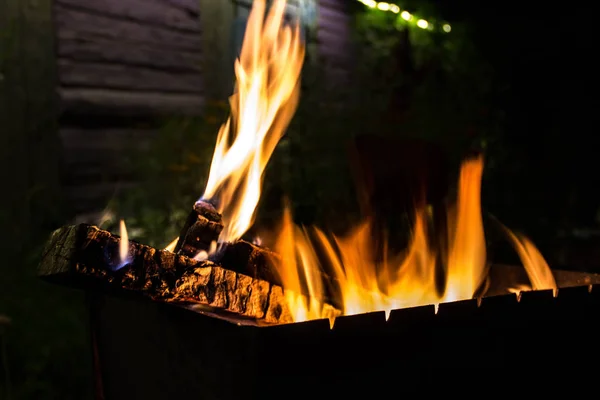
[
  {"left": 349, "top": 3, "right": 507, "bottom": 163},
  {"left": 109, "top": 2, "right": 509, "bottom": 243}
]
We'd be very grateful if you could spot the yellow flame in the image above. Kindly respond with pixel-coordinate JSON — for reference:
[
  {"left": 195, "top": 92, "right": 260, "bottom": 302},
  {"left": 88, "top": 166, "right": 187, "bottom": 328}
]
[
  {"left": 444, "top": 155, "right": 487, "bottom": 302},
  {"left": 503, "top": 229, "right": 558, "bottom": 296},
  {"left": 186, "top": 0, "right": 556, "bottom": 324},
  {"left": 274, "top": 206, "right": 327, "bottom": 323},
  {"left": 508, "top": 284, "right": 531, "bottom": 302},
  {"left": 201, "top": 0, "right": 304, "bottom": 242},
  {"left": 164, "top": 237, "right": 178, "bottom": 252},
  {"left": 274, "top": 156, "right": 498, "bottom": 323},
  {"left": 119, "top": 219, "right": 129, "bottom": 264}
]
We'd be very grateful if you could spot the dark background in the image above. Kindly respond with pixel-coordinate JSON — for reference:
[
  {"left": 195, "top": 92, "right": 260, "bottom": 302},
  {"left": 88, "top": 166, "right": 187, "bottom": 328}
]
[{"left": 1, "top": 0, "right": 599, "bottom": 398}]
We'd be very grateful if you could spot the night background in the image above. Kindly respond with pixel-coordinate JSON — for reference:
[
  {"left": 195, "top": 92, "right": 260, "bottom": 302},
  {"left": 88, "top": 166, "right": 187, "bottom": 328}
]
[{"left": 1, "top": 0, "right": 598, "bottom": 398}]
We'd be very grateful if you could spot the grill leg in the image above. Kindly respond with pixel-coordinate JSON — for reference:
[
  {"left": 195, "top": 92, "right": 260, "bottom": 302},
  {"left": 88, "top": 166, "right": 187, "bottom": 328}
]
[{"left": 87, "top": 294, "right": 105, "bottom": 400}]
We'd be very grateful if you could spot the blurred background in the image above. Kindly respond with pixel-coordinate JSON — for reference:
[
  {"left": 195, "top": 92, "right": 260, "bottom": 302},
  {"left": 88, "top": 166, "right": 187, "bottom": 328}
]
[{"left": 1, "top": 0, "right": 598, "bottom": 398}]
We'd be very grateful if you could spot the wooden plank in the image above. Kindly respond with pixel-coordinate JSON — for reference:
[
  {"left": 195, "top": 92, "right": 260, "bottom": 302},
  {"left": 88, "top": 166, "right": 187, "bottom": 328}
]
[
  {"left": 57, "top": 59, "right": 203, "bottom": 93},
  {"left": 317, "top": 29, "right": 353, "bottom": 62},
  {"left": 315, "top": 0, "right": 353, "bottom": 79},
  {"left": 159, "top": 0, "right": 200, "bottom": 14},
  {"left": 318, "top": 0, "right": 347, "bottom": 12},
  {"left": 55, "top": 6, "right": 203, "bottom": 52},
  {"left": 58, "top": 88, "right": 205, "bottom": 116},
  {"left": 60, "top": 128, "right": 157, "bottom": 152},
  {"left": 318, "top": 3, "right": 352, "bottom": 32},
  {"left": 198, "top": 0, "right": 235, "bottom": 99},
  {"left": 58, "top": 36, "right": 202, "bottom": 73},
  {"left": 59, "top": 128, "right": 157, "bottom": 186},
  {"left": 55, "top": 0, "right": 202, "bottom": 32}
]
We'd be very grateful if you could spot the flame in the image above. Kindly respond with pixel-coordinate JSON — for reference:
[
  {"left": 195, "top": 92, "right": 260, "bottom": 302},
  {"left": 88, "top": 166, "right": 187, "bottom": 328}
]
[
  {"left": 508, "top": 284, "right": 531, "bottom": 302},
  {"left": 200, "top": 0, "right": 304, "bottom": 242},
  {"left": 119, "top": 219, "right": 129, "bottom": 262},
  {"left": 444, "top": 155, "right": 487, "bottom": 302},
  {"left": 176, "top": 0, "right": 557, "bottom": 324},
  {"left": 503, "top": 229, "right": 558, "bottom": 296},
  {"left": 274, "top": 156, "right": 493, "bottom": 323},
  {"left": 271, "top": 155, "right": 557, "bottom": 324},
  {"left": 164, "top": 237, "right": 178, "bottom": 252},
  {"left": 113, "top": 219, "right": 132, "bottom": 271}
]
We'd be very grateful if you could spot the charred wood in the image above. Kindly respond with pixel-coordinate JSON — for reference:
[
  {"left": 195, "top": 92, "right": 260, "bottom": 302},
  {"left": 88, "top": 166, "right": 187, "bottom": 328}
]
[
  {"left": 213, "top": 240, "right": 343, "bottom": 309},
  {"left": 37, "top": 224, "right": 334, "bottom": 325},
  {"left": 174, "top": 200, "right": 223, "bottom": 258},
  {"left": 213, "top": 240, "right": 280, "bottom": 286}
]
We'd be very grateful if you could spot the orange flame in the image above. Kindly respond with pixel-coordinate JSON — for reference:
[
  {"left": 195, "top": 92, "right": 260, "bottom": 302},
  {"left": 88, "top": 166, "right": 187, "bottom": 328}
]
[
  {"left": 272, "top": 156, "right": 556, "bottom": 325},
  {"left": 201, "top": 0, "right": 304, "bottom": 242},
  {"left": 119, "top": 219, "right": 129, "bottom": 263},
  {"left": 444, "top": 155, "right": 487, "bottom": 302},
  {"left": 181, "top": 0, "right": 557, "bottom": 325},
  {"left": 503, "top": 229, "right": 558, "bottom": 296}
]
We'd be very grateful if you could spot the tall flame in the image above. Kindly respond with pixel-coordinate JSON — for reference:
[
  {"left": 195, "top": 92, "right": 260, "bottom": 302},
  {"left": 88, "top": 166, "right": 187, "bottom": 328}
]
[
  {"left": 444, "top": 155, "right": 487, "bottom": 302},
  {"left": 201, "top": 0, "right": 304, "bottom": 242},
  {"left": 180, "top": 0, "right": 557, "bottom": 325},
  {"left": 272, "top": 156, "right": 556, "bottom": 325}
]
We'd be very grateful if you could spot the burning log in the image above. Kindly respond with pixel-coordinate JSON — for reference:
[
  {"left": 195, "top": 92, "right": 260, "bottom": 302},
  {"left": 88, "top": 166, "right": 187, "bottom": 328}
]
[
  {"left": 38, "top": 224, "right": 332, "bottom": 325},
  {"left": 171, "top": 202, "right": 307, "bottom": 297},
  {"left": 174, "top": 200, "right": 223, "bottom": 258},
  {"left": 215, "top": 239, "right": 281, "bottom": 287},
  {"left": 172, "top": 200, "right": 342, "bottom": 306}
]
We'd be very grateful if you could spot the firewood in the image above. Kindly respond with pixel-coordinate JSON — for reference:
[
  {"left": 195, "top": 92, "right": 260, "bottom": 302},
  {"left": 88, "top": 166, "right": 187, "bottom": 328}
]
[
  {"left": 171, "top": 201, "right": 342, "bottom": 306},
  {"left": 214, "top": 239, "right": 281, "bottom": 286},
  {"left": 37, "top": 224, "right": 341, "bottom": 325},
  {"left": 174, "top": 200, "right": 224, "bottom": 258},
  {"left": 214, "top": 240, "right": 343, "bottom": 309}
]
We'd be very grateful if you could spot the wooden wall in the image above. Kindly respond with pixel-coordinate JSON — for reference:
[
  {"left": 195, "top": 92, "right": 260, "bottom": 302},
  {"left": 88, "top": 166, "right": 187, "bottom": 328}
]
[
  {"left": 53, "top": 0, "right": 355, "bottom": 219},
  {"left": 53, "top": 0, "right": 206, "bottom": 218},
  {"left": 316, "top": 0, "right": 354, "bottom": 87}
]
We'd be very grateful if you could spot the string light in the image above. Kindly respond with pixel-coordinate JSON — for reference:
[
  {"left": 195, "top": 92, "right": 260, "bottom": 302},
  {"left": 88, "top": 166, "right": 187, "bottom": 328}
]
[{"left": 356, "top": 0, "right": 451, "bottom": 33}]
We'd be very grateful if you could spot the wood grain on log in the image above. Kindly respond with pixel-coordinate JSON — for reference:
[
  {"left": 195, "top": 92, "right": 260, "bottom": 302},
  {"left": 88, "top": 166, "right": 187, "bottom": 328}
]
[
  {"left": 58, "top": 88, "right": 205, "bottom": 117},
  {"left": 58, "top": 59, "right": 203, "bottom": 94},
  {"left": 175, "top": 201, "right": 224, "bottom": 258},
  {"left": 55, "top": 0, "right": 202, "bottom": 32},
  {"left": 55, "top": 6, "right": 203, "bottom": 52},
  {"left": 38, "top": 224, "right": 326, "bottom": 325}
]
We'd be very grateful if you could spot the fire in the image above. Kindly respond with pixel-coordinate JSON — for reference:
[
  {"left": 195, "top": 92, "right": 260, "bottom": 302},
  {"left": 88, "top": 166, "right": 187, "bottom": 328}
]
[
  {"left": 200, "top": 0, "right": 304, "bottom": 243},
  {"left": 444, "top": 155, "right": 487, "bottom": 302},
  {"left": 113, "top": 219, "right": 132, "bottom": 271},
  {"left": 176, "top": 0, "right": 557, "bottom": 324},
  {"left": 119, "top": 219, "right": 129, "bottom": 263},
  {"left": 502, "top": 229, "right": 558, "bottom": 296},
  {"left": 274, "top": 156, "right": 487, "bottom": 323},
  {"left": 272, "top": 156, "right": 556, "bottom": 325}
]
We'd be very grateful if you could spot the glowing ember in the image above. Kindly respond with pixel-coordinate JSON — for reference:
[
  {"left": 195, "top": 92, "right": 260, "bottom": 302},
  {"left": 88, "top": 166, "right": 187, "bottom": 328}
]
[{"left": 200, "top": 0, "right": 304, "bottom": 243}]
